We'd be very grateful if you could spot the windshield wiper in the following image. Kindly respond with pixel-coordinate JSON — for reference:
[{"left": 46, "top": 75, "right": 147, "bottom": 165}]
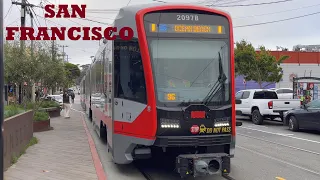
[{"left": 202, "top": 52, "right": 227, "bottom": 105}]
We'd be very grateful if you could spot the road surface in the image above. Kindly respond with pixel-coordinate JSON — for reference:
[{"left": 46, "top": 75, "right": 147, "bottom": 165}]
[{"left": 72, "top": 97, "right": 320, "bottom": 180}]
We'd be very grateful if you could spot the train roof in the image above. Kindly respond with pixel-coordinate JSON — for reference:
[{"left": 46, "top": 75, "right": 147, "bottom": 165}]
[{"left": 113, "top": 3, "right": 231, "bottom": 38}]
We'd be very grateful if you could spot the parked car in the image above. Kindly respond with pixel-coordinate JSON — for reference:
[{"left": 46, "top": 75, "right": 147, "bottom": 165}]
[
  {"left": 283, "top": 99, "right": 320, "bottom": 131},
  {"left": 236, "top": 89, "right": 301, "bottom": 125},
  {"left": 47, "top": 95, "right": 63, "bottom": 108},
  {"left": 269, "top": 88, "right": 293, "bottom": 99}
]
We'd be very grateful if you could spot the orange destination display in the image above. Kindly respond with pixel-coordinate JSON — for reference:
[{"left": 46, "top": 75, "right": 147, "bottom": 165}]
[{"left": 150, "top": 23, "right": 225, "bottom": 34}]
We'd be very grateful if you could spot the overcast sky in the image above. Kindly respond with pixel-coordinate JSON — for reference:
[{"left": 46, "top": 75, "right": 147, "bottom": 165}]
[{"left": 4, "top": 0, "right": 320, "bottom": 65}]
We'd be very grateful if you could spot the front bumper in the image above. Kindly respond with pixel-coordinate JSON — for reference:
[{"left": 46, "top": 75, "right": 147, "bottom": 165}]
[{"left": 154, "top": 134, "right": 232, "bottom": 147}]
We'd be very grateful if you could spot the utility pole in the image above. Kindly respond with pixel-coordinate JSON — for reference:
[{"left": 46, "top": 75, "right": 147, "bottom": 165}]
[
  {"left": 59, "top": 45, "right": 68, "bottom": 62},
  {"left": 29, "top": 9, "right": 36, "bottom": 102},
  {"left": 12, "top": 0, "right": 36, "bottom": 103},
  {"left": 66, "top": 55, "right": 71, "bottom": 62},
  {"left": 52, "top": 40, "right": 55, "bottom": 61},
  {"left": 19, "top": 0, "right": 26, "bottom": 104},
  {"left": 1, "top": 0, "right": 5, "bottom": 178}
]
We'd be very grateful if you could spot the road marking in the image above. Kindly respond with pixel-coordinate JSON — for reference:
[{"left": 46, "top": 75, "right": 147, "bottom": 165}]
[
  {"left": 81, "top": 114, "right": 107, "bottom": 180},
  {"left": 237, "top": 133, "right": 320, "bottom": 155},
  {"left": 276, "top": 177, "right": 286, "bottom": 180},
  {"left": 237, "top": 145, "right": 320, "bottom": 176},
  {"left": 239, "top": 126, "right": 320, "bottom": 144}
]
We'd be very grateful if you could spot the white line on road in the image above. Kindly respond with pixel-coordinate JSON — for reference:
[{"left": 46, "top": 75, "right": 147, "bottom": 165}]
[
  {"left": 239, "top": 126, "right": 320, "bottom": 144},
  {"left": 237, "top": 145, "right": 320, "bottom": 176},
  {"left": 237, "top": 133, "right": 320, "bottom": 155}
]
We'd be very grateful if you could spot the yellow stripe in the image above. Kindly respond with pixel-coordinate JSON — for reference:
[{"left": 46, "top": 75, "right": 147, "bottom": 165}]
[
  {"left": 151, "top": 24, "right": 156, "bottom": 32},
  {"left": 275, "top": 177, "right": 286, "bottom": 180},
  {"left": 217, "top": 26, "right": 222, "bottom": 34}
]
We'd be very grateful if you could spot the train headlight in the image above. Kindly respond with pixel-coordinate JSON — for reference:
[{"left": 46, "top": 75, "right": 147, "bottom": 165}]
[
  {"left": 160, "top": 118, "right": 180, "bottom": 128},
  {"left": 214, "top": 122, "right": 230, "bottom": 127}
]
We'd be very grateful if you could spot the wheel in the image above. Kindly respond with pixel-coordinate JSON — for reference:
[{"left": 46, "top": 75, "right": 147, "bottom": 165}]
[
  {"left": 100, "top": 122, "right": 107, "bottom": 141},
  {"left": 288, "top": 116, "right": 299, "bottom": 131},
  {"left": 251, "top": 109, "right": 263, "bottom": 125}
]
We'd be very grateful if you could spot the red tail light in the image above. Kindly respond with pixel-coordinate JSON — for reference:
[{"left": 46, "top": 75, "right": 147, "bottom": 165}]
[
  {"left": 191, "top": 111, "right": 205, "bottom": 118},
  {"left": 268, "top": 101, "right": 273, "bottom": 109}
]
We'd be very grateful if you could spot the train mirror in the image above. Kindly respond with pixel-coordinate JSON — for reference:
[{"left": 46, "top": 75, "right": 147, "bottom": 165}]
[
  {"left": 236, "top": 121, "right": 242, "bottom": 126},
  {"left": 235, "top": 99, "right": 242, "bottom": 104}
]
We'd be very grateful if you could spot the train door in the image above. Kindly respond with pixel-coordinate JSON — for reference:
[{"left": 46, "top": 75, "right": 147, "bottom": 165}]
[{"left": 105, "top": 41, "right": 113, "bottom": 148}]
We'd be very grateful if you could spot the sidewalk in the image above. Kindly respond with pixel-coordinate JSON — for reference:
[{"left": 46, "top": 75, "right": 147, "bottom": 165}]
[{"left": 4, "top": 108, "right": 104, "bottom": 180}]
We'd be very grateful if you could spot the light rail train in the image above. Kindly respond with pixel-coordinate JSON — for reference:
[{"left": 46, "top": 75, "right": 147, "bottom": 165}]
[{"left": 80, "top": 3, "right": 242, "bottom": 178}]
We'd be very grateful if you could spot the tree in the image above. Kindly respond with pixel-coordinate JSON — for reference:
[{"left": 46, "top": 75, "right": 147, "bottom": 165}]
[
  {"left": 76, "top": 64, "right": 90, "bottom": 85},
  {"left": 64, "top": 62, "right": 81, "bottom": 87},
  {"left": 235, "top": 40, "right": 289, "bottom": 88},
  {"left": 4, "top": 40, "right": 80, "bottom": 103}
]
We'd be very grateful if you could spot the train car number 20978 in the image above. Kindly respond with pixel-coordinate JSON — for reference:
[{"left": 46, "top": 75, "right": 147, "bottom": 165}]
[{"left": 177, "top": 14, "right": 199, "bottom": 21}]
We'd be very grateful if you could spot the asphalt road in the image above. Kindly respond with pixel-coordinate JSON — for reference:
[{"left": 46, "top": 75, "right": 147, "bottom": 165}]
[{"left": 72, "top": 98, "right": 320, "bottom": 180}]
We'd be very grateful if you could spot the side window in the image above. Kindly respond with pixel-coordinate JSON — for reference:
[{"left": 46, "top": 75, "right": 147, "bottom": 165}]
[
  {"left": 242, "top": 91, "right": 250, "bottom": 99},
  {"left": 253, "top": 91, "right": 265, "bottom": 99},
  {"left": 236, "top": 92, "right": 243, "bottom": 100},
  {"left": 276, "top": 89, "right": 283, "bottom": 94},
  {"left": 283, "top": 89, "right": 293, "bottom": 93},
  {"left": 254, "top": 91, "right": 278, "bottom": 99},
  {"left": 114, "top": 39, "right": 147, "bottom": 104}
]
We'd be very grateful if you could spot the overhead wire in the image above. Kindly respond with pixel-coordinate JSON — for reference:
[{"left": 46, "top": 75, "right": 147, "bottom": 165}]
[
  {"left": 233, "top": 3, "right": 320, "bottom": 19},
  {"left": 126, "top": 0, "right": 132, "bottom": 6},
  {"left": 5, "top": 4, "right": 13, "bottom": 19},
  {"left": 214, "top": 0, "right": 251, "bottom": 6},
  {"left": 152, "top": 0, "right": 295, "bottom": 7},
  {"left": 208, "top": 0, "right": 295, "bottom": 7},
  {"left": 234, "top": 11, "right": 320, "bottom": 28}
]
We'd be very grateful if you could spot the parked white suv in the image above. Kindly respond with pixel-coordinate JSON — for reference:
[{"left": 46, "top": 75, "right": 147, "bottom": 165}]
[{"left": 270, "top": 88, "right": 293, "bottom": 99}]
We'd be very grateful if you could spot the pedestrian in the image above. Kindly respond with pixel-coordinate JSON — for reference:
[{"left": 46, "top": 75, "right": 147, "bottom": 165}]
[
  {"left": 71, "top": 91, "right": 75, "bottom": 104},
  {"left": 62, "top": 89, "right": 71, "bottom": 118}
]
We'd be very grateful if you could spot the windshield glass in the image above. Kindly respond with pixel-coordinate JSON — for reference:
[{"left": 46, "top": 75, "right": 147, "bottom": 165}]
[
  {"left": 51, "top": 96, "right": 62, "bottom": 100},
  {"left": 148, "top": 38, "right": 230, "bottom": 106}
]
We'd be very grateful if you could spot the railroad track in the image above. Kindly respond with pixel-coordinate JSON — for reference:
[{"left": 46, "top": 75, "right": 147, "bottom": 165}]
[{"left": 135, "top": 161, "right": 236, "bottom": 180}]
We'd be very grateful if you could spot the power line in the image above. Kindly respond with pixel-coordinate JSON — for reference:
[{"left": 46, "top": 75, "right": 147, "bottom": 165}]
[
  {"left": 4, "top": 4, "right": 13, "bottom": 19},
  {"left": 85, "top": 15, "right": 115, "bottom": 20},
  {"left": 214, "top": 0, "right": 251, "bottom": 6},
  {"left": 208, "top": 0, "right": 295, "bottom": 7},
  {"left": 233, "top": 3, "right": 320, "bottom": 19},
  {"left": 153, "top": 0, "right": 296, "bottom": 7},
  {"left": 234, "top": 11, "right": 320, "bottom": 28},
  {"left": 126, "top": 0, "right": 132, "bottom": 6}
]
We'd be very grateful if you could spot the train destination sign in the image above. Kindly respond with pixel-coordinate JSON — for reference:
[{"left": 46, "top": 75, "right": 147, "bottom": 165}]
[{"left": 149, "top": 23, "right": 225, "bottom": 34}]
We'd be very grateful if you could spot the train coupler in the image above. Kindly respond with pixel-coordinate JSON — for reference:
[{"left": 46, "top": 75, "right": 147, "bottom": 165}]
[{"left": 175, "top": 153, "right": 230, "bottom": 178}]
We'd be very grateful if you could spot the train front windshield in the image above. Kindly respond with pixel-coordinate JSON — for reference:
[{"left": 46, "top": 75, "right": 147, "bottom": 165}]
[{"left": 144, "top": 11, "right": 231, "bottom": 106}]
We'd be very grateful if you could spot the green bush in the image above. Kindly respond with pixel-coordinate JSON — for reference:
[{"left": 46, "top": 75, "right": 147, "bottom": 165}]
[
  {"left": 20, "top": 100, "right": 60, "bottom": 110},
  {"left": 40, "top": 100, "right": 60, "bottom": 108},
  {"left": 33, "top": 111, "right": 50, "bottom": 122},
  {"left": 4, "top": 105, "right": 25, "bottom": 119}
]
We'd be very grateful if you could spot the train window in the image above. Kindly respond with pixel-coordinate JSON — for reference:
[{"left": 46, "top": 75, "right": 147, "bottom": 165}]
[{"left": 114, "top": 38, "right": 147, "bottom": 104}]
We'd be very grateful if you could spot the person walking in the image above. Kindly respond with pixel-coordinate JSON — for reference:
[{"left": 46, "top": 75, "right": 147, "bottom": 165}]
[
  {"left": 71, "top": 91, "right": 75, "bottom": 104},
  {"left": 62, "top": 89, "right": 71, "bottom": 118}
]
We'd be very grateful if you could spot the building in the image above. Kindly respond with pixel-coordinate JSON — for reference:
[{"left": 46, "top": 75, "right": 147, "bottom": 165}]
[{"left": 235, "top": 51, "right": 320, "bottom": 91}]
